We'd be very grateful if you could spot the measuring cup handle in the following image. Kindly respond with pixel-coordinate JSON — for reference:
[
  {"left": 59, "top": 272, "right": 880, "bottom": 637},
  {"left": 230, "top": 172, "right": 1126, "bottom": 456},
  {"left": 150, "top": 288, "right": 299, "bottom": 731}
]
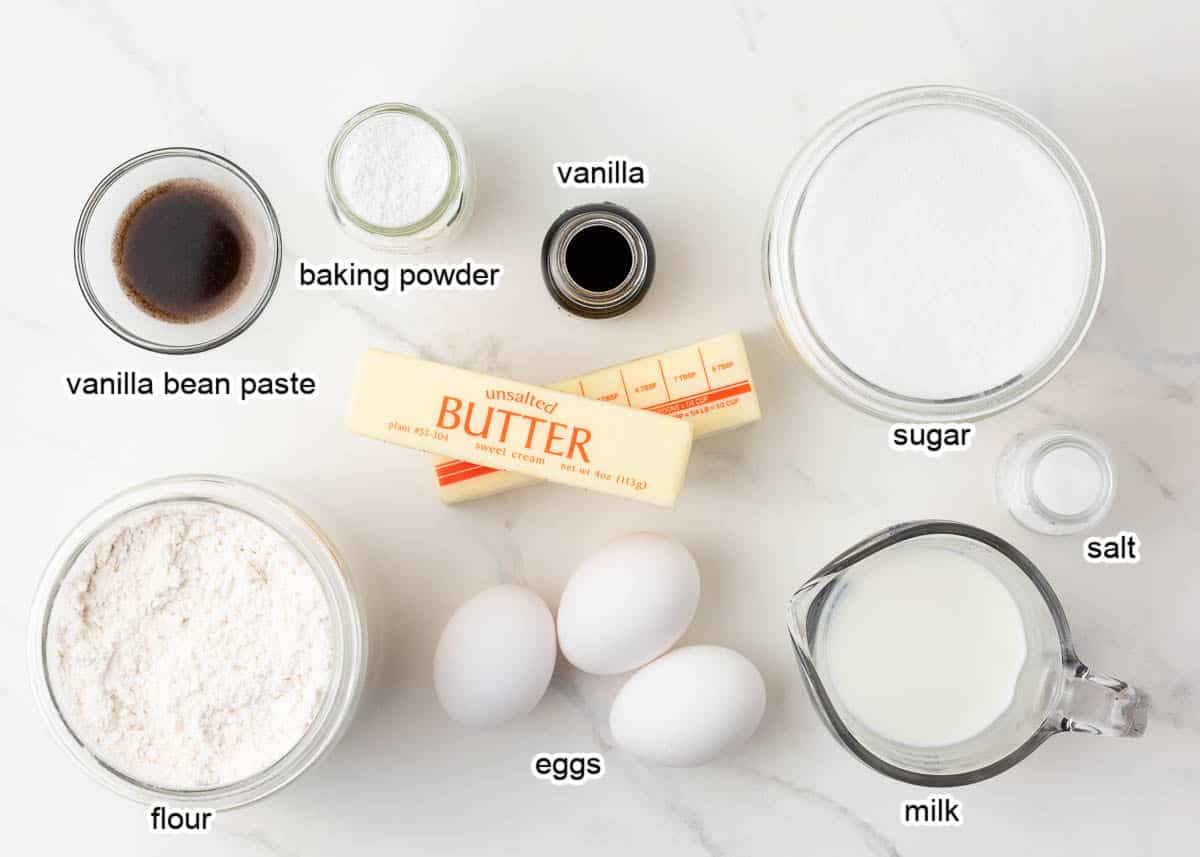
[{"left": 1054, "top": 663, "right": 1149, "bottom": 737}]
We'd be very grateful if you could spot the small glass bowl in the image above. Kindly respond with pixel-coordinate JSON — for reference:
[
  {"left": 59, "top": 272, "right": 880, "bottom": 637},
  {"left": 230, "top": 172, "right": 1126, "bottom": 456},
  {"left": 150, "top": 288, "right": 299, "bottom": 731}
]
[
  {"left": 75, "top": 148, "right": 282, "bottom": 354},
  {"left": 325, "top": 102, "right": 474, "bottom": 253},
  {"left": 996, "top": 427, "right": 1117, "bottom": 535},
  {"left": 28, "top": 475, "right": 367, "bottom": 811},
  {"left": 764, "top": 86, "right": 1105, "bottom": 422}
]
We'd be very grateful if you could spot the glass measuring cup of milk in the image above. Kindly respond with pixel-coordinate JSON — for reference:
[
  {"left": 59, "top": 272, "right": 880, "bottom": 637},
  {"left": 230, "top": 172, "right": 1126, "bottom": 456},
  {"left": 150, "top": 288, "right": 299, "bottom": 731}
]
[{"left": 787, "top": 521, "right": 1147, "bottom": 786}]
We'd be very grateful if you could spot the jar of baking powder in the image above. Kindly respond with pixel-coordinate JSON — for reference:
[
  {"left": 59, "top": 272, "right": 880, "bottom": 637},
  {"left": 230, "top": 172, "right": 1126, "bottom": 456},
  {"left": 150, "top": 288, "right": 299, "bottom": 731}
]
[{"left": 325, "top": 102, "right": 475, "bottom": 253}]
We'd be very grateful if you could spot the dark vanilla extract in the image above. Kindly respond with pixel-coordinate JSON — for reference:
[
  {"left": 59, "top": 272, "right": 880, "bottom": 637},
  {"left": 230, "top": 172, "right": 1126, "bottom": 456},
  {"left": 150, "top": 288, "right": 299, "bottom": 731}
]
[
  {"left": 113, "top": 179, "right": 252, "bottom": 322},
  {"left": 564, "top": 224, "right": 634, "bottom": 292},
  {"left": 541, "top": 202, "right": 654, "bottom": 319}
]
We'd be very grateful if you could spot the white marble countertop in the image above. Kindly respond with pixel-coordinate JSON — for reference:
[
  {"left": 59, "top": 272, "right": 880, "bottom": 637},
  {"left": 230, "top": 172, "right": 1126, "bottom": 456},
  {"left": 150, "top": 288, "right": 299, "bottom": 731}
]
[{"left": 3, "top": 0, "right": 1197, "bottom": 853}]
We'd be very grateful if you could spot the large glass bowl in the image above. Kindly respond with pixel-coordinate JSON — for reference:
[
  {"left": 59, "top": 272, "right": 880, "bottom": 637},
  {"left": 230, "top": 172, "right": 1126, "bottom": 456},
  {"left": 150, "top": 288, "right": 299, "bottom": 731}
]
[
  {"left": 764, "top": 86, "right": 1105, "bottom": 422},
  {"left": 28, "top": 475, "right": 367, "bottom": 810}
]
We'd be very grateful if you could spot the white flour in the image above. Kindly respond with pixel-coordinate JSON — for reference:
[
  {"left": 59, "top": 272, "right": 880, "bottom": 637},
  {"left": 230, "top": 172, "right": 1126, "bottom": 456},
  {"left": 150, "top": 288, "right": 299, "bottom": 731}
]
[
  {"left": 46, "top": 502, "right": 333, "bottom": 790},
  {"left": 793, "top": 105, "right": 1090, "bottom": 400},
  {"left": 334, "top": 111, "right": 452, "bottom": 227}
]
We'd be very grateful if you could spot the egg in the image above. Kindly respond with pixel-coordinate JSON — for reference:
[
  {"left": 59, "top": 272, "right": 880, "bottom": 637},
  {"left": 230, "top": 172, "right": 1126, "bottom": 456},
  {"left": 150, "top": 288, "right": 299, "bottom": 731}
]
[
  {"left": 557, "top": 532, "right": 700, "bottom": 675},
  {"left": 433, "top": 584, "right": 557, "bottom": 727},
  {"left": 609, "top": 645, "right": 766, "bottom": 766}
]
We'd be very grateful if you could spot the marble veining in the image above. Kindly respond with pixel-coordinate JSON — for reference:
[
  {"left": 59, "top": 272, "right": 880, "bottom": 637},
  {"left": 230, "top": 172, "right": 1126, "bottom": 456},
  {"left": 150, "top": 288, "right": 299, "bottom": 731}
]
[{"left": 2, "top": 1, "right": 1197, "bottom": 854}]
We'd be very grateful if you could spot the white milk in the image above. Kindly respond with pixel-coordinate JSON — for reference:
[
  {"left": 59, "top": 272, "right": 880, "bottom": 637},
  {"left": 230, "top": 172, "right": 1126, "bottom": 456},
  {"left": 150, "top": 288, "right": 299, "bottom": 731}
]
[{"left": 819, "top": 542, "right": 1028, "bottom": 748}]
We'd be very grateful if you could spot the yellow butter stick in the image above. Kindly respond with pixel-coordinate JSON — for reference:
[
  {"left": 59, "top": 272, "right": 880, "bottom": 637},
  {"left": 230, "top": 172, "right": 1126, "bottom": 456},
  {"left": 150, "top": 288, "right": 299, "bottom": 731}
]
[
  {"left": 432, "top": 332, "right": 760, "bottom": 503},
  {"left": 347, "top": 351, "right": 693, "bottom": 506}
]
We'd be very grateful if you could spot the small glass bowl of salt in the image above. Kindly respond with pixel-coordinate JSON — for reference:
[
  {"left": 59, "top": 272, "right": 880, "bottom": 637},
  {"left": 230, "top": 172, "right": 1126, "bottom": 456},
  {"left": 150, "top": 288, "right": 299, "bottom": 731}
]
[
  {"left": 996, "top": 427, "right": 1117, "bottom": 535},
  {"left": 325, "top": 102, "right": 474, "bottom": 252}
]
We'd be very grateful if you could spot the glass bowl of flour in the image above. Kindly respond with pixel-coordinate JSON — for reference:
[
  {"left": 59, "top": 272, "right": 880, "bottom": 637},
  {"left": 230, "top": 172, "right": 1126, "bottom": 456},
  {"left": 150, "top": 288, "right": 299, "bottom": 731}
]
[
  {"left": 765, "top": 86, "right": 1105, "bottom": 421},
  {"left": 28, "top": 475, "right": 367, "bottom": 810}
]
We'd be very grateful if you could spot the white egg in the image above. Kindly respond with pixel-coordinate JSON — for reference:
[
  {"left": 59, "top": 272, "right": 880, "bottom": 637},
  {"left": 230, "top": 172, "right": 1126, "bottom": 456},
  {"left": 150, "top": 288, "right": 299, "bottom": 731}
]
[
  {"left": 610, "top": 645, "right": 766, "bottom": 766},
  {"left": 434, "top": 584, "right": 557, "bottom": 728},
  {"left": 557, "top": 532, "right": 700, "bottom": 675}
]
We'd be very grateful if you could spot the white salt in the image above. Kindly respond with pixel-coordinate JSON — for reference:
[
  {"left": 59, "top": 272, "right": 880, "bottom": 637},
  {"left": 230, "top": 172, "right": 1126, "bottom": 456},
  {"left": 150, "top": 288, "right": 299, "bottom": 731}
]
[
  {"left": 792, "top": 106, "right": 1090, "bottom": 400},
  {"left": 335, "top": 112, "right": 452, "bottom": 228},
  {"left": 1033, "top": 445, "right": 1103, "bottom": 516}
]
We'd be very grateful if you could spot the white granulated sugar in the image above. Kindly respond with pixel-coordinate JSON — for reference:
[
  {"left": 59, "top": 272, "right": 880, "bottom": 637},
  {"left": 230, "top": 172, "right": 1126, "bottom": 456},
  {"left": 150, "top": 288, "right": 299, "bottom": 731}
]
[
  {"left": 335, "top": 112, "right": 451, "bottom": 228},
  {"left": 793, "top": 106, "right": 1090, "bottom": 400},
  {"left": 46, "top": 502, "right": 333, "bottom": 790}
]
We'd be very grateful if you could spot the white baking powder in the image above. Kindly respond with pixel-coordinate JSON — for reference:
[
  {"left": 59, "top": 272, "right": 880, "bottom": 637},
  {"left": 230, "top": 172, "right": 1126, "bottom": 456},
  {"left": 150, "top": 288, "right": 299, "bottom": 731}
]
[
  {"left": 46, "top": 502, "right": 333, "bottom": 790},
  {"left": 334, "top": 111, "right": 452, "bottom": 228},
  {"left": 792, "top": 106, "right": 1090, "bottom": 400}
]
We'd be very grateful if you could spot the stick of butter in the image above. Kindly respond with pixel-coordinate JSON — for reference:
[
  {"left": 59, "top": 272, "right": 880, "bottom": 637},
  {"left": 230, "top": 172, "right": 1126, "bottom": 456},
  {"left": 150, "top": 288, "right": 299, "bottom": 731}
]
[
  {"left": 432, "top": 332, "right": 760, "bottom": 503},
  {"left": 347, "top": 351, "right": 694, "bottom": 506}
]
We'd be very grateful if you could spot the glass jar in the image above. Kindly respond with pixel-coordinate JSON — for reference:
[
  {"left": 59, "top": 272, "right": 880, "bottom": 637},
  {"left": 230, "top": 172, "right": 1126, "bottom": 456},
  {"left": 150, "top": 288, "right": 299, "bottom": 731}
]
[
  {"left": 996, "top": 427, "right": 1117, "bottom": 535},
  {"left": 28, "top": 475, "right": 368, "bottom": 810},
  {"left": 764, "top": 86, "right": 1105, "bottom": 421},
  {"left": 325, "top": 102, "right": 474, "bottom": 253},
  {"left": 541, "top": 202, "right": 656, "bottom": 318}
]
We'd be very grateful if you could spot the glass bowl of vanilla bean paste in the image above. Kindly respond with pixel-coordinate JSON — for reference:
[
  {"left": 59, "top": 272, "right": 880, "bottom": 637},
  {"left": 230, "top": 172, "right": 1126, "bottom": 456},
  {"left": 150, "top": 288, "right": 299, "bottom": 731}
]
[{"left": 75, "top": 148, "right": 282, "bottom": 354}]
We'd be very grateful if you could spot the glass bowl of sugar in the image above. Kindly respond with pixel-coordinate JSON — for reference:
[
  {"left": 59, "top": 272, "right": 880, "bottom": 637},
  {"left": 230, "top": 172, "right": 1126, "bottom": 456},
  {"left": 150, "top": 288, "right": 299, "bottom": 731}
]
[
  {"left": 325, "top": 102, "right": 475, "bottom": 252},
  {"left": 764, "top": 86, "right": 1105, "bottom": 421},
  {"left": 75, "top": 148, "right": 282, "bottom": 354}
]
